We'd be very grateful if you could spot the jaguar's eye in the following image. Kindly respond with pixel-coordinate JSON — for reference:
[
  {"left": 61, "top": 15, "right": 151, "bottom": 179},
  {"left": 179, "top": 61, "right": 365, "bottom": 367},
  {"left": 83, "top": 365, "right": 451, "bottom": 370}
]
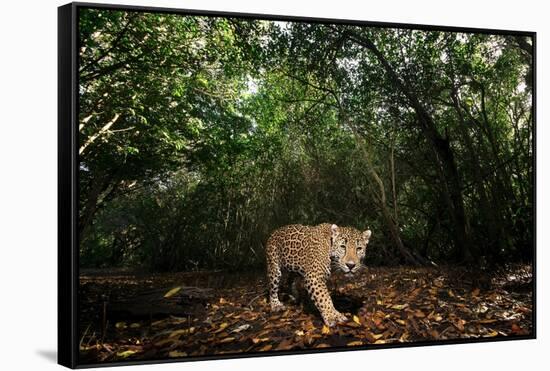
[{"left": 340, "top": 244, "right": 346, "bottom": 248}]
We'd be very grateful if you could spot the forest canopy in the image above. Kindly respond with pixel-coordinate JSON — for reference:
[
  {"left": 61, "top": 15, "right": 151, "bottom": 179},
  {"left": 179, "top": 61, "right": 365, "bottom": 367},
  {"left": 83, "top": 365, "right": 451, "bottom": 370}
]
[{"left": 78, "top": 9, "right": 534, "bottom": 271}]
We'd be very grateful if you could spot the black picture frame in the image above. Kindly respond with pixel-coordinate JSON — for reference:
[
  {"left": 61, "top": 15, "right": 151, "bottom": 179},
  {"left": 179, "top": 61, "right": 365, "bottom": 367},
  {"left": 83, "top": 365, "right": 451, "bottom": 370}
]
[{"left": 58, "top": 2, "right": 536, "bottom": 368}]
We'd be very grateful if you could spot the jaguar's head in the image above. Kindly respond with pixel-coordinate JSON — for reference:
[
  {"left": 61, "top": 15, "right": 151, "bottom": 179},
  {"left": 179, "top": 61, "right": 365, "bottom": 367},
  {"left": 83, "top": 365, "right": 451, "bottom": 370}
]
[{"left": 330, "top": 224, "right": 371, "bottom": 274}]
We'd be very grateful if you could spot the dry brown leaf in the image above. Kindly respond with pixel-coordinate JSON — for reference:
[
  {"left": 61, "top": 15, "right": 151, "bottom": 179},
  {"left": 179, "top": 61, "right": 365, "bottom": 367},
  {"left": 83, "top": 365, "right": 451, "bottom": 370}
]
[
  {"left": 478, "top": 319, "right": 498, "bottom": 324},
  {"left": 345, "top": 321, "right": 361, "bottom": 328},
  {"left": 321, "top": 325, "right": 331, "bottom": 335},
  {"left": 219, "top": 336, "right": 235, "bottom": 343},
  {"left": 347, "top": 340, "right": 364, "bottom": 346},
  {"left": 252, "top": 337, "right": 269, "bottom": 344},
  {"left": 258, "top": 344, "right": 273, "bottom": 351},
  {"left": 275, "top": 339, "right": 294, "bottom": 351},
  {"left": 414, "top": 310, "right": 426, "bottom": 318},
  {"left": 315, "top": 343, "right": 331, "bottom": 348},
  {"left": 453, "top": 319, "right": 466, "bottom": 332}
]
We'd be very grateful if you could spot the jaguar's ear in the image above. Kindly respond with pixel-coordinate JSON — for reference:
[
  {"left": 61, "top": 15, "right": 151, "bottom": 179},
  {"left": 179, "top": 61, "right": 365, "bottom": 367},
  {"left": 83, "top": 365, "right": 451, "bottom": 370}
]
[
  {"left": 331, "top": 224, "right": 340, "bottom": 239},
  {"left": 363, "top": 229, "right": 372, "bottom": 243}
]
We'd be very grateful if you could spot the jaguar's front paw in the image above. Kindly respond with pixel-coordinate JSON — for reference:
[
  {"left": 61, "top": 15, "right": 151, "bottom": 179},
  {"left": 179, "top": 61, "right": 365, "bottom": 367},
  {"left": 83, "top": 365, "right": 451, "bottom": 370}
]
[
  {"left": 323, "top": 311, "right": 347, "bottom": 327},
  {"left": 335, "top": 311, "right": 348, "bottom": 323},
  {"left": 270, "top": 301, "right": 286, "bottom": 312}
]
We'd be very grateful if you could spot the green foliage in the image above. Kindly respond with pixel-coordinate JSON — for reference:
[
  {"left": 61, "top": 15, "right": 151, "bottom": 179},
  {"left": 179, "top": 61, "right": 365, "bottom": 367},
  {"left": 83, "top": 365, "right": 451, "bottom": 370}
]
[{"left": 78, "top": 10, "right": 533, "bottom": 270}]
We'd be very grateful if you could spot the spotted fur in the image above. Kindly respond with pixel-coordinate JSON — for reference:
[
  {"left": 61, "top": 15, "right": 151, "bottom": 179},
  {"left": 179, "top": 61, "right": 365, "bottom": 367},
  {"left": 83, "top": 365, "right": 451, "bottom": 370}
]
[{"left": 265, "top": 223, "right": 372, "bottom": 326}]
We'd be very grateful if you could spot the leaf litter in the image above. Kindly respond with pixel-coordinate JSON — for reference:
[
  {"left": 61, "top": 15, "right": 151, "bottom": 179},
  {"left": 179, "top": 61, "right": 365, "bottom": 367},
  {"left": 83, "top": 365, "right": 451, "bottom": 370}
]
[{"left": 78, "top": 265, "right": 532, "bottom": 362}]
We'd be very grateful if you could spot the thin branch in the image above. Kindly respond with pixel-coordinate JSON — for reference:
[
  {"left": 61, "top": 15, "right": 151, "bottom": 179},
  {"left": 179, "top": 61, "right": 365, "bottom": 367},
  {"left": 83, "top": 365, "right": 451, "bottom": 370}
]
[{"left": 79, "top": 113, "right": 121, "bottom": 155}]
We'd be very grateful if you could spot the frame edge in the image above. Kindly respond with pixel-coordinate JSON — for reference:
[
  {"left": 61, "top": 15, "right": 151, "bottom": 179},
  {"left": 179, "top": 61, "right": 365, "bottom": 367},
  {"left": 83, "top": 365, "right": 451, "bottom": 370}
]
[{"left": 58, "top": 2, "right": 78, "bottom": 369}]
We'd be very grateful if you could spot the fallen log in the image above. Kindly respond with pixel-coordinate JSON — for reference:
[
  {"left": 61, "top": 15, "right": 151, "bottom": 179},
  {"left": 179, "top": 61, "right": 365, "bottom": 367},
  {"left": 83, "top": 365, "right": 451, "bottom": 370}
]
[{"left": 106, "top": 285, "right": 213, "bottom": 320}]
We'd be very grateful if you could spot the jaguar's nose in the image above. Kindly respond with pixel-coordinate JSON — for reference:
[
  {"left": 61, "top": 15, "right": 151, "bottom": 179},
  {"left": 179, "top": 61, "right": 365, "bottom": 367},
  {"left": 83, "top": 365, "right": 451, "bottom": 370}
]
[{"left": 346, "top": 262, "right": 356, "bottom": 270}]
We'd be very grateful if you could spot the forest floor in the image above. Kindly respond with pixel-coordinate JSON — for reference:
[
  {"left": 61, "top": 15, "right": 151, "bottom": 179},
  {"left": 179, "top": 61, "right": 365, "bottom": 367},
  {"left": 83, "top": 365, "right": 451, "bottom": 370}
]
[{"left": 78, "top": 264, "right": 533, "bottom": 363}]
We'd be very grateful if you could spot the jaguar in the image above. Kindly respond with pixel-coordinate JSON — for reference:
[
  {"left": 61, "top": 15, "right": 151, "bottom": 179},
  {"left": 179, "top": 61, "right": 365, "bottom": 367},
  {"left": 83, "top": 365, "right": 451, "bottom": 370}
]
[{"left": 265, "top": 223, "right": 372, "bottom": 326}]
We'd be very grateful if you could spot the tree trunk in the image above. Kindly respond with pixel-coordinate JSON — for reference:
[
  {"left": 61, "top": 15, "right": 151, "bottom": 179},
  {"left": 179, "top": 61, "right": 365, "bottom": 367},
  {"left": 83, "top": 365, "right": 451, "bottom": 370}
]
[
  {"left": 352, "top": 131, "right": 422, "bottom": 266},
  {"left": 345, "top": 30, "right": 472, "bottom": 262},
  {"left": 451, "top": 92, "right": 495, "bottom": 260},
  {"left": 389, "top": 137, "right": 399, "bottom": 224},
  {"left": 79, "top": 172, "right": 116, "bottom": 239}
]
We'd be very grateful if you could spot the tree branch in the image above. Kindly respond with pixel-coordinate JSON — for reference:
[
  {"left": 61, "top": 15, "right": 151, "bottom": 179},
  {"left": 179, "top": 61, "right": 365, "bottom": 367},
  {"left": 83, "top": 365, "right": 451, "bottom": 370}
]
[{"left": 79, "top": 113, "right": 121, "bottom": 155}]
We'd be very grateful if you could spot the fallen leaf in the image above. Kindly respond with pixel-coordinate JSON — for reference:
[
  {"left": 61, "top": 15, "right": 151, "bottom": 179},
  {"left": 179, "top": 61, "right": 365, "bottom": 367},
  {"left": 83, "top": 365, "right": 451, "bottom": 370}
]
[
  {"left": 391, "top": 304, "right": 409, "bottom": 310},
  {"left": 353, "top": 315, "right": 361, "bottom": 325},
  {"left": 511, "top": 323, "right": 528, "bottom": 335},
  {"left": 154, "top": 338, "right": 176, "bottom": 347},
  {"left": 478, "top": 319, "right": 498, "bottom": 324},
  {"left": 252, "top": 337, "right": 269, "bottom": 344},
  {"left": 116, "top": 350, "right": 137, "bottom": 358},
  {"left": 169, "top": 329, "right": 189, "bottom": 338},
  {"left": 321, "top": 325, "right": 331, "bottom": 335},
  {"left": 258, "top": 344, "right": 273, "bottom": 351},
  {"left": 414, "top": 310, "right": 425, "bottom": 318},
  {"left": 213, "top": 322, "right": 229, "bottom": 333},
  {"left": 453, "top": 319, "right": 466, "bottom": 332},
  {"left": 315, "top": 343, "right": 331, "bottom": 348},
  {"left": 219, "top": 337, "right": 235, "bottom": 343},
  {"left": 344, "top": 321, "right": 361, "bottom": 328},
  {"left": 484, "top": 330, "right": 499, "bottom": 337},
  {"left": 275, "top": 339, "right": 294, "bottom": 350},
  {"left": 168, "top": 350, "right": 188, "bottom": 358},
  {"left": 347, "top": 340, "right": 363, "bottom": 346},
  {"left": 164, "top": 286, "right": 181, "bottom": 298},
  {"left": 517, "top": 306, "right": 531, "bottom": 314},
  {"left": 231, "top": 324, "right": 251, "bottom": 333}
]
